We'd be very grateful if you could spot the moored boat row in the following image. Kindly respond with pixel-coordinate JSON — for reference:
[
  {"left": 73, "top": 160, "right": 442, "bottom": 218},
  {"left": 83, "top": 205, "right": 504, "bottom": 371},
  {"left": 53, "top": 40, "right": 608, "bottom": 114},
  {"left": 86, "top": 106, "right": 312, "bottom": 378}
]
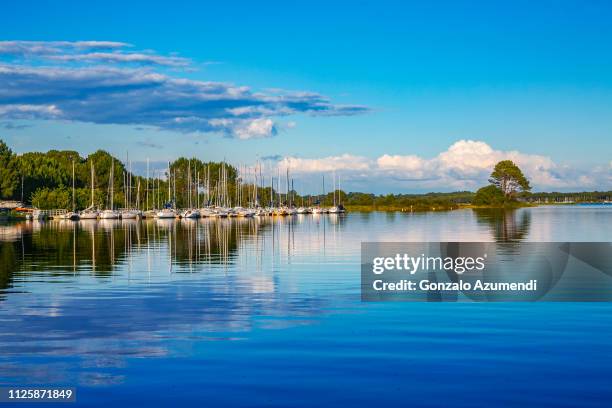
[
  {"left": 27, "top": 153, "right": 348, "bottom": 222},
  {"left": 36, "top": 205, "right": 345, "bottom": 221}
]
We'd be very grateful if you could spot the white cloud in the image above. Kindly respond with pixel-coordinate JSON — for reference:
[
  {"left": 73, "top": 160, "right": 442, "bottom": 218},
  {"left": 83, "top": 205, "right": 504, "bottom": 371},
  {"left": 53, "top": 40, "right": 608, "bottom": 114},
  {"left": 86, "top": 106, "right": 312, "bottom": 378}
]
[
  {"left": 374, "top": 140, "right": 569, "bottom": 188},
  {"left": 280, "top": 154, "right": 371, "bottom": 173},
  {"left": 377, "top": 154, "right": 425, "bottom": 171},
  {"left": 0, "top": 104, "right": 62, "bottom": 119},
  {"left": 436, "top": 140, "right": 498, "bottom": 176},
  {"left": 49, "top": 52, "right": 190, "bottom": 67},
  {"left": 0, "top": 40, "right": 129, "bottom": 56},
  {"left": 275, "top": 140, "right": 610, "bottom": 192},
  {"left": 234, "top": 118, "right": 276, "bottom": 140}
]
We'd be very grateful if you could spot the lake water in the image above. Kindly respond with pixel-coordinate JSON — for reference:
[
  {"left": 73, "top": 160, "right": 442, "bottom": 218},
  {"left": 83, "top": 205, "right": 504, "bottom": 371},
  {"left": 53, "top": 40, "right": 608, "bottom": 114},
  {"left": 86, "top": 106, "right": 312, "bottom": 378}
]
[{"left": 1, "top": 206, "right": 611, "bottom": 407}]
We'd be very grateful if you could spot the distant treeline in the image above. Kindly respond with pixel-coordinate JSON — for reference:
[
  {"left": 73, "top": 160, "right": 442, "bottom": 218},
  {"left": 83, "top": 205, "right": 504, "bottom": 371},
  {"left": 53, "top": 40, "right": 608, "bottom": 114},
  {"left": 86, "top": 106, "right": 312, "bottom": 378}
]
[
  {"left": 521, "top": 191, "right": 612, "bottom": 203},
  {"left": 0, "top": 139, "right": 240, "bottom": 210},
  {"left": 308, "top": 191, "right": 475, "bottom": 211}
]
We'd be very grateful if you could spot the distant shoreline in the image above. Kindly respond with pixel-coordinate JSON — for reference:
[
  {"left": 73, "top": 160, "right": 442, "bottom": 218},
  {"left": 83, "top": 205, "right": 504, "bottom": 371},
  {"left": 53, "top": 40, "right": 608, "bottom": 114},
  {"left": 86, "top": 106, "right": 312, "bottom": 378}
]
[{"left": 345, "top": 201, "right": 611, "bottom": 213}]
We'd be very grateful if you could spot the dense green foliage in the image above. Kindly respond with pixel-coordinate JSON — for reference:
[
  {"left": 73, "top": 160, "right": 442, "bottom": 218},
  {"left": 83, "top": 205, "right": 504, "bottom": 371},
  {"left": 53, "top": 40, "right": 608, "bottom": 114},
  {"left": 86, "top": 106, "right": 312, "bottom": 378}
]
[
  {"left": 0, "top": 140, "right": 19, "bottom": 198},
  {"left": 488, "top": 160, "right": 531, "bottom": 198},
  {"left": 473, "top": 185, "right": 506, "bottom": 206},
  {"left": 0, "top": 138, "right": 240, "bottom": 210},
  {"left": 297, "top": 191, "right": 474, "bottom": 211},
  {"left": 473, "top": 161, "right": 533, "bottom": 207}
]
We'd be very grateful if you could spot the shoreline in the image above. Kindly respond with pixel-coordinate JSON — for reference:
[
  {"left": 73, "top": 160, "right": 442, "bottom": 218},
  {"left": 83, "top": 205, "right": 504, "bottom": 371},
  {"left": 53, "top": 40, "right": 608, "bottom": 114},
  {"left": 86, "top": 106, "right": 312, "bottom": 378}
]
[{"left": 345, "top": 202, "right": 610, "bottom": 212}]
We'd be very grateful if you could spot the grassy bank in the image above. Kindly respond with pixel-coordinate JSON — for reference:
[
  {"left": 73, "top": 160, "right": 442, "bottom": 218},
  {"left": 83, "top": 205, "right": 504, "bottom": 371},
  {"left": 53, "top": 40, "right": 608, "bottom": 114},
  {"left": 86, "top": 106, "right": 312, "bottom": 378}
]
[
  {"left": 345, "top": 204, "right": 458, "bottom": 212},
  {"left": 461, "top": 202, "right": 536, "bottom": 209},
  {"left": 345, "top": 201, "right": 538, "bottom": 212}
]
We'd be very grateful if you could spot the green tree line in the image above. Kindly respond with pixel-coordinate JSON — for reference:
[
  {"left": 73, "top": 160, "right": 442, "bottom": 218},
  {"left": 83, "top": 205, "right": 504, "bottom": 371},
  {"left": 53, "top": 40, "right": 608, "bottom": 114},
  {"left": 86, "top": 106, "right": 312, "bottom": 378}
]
[{"left": 0, "top": 139, "right": 241, "bottom": 210}]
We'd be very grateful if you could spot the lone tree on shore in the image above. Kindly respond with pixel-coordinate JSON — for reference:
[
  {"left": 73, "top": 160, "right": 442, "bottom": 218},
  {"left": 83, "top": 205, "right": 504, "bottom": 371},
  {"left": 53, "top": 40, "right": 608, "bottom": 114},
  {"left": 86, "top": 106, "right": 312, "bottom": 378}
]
[{"left": 488, "top": 160, "right": 531, "bottom": 198}]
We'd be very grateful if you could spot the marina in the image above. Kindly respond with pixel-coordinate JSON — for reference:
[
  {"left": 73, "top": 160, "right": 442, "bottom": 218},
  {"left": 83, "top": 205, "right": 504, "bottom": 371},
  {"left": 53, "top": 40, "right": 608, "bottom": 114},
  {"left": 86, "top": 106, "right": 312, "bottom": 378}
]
[{"left": 9, "top": 154, "right": 346, "bottom": 221}]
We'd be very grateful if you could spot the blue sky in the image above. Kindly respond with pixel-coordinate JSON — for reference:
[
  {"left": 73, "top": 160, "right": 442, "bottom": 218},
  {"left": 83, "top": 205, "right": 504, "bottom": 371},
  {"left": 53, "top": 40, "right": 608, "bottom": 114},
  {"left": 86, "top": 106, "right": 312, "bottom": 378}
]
[{"left": 1, "top": 0, "right": 611, "bottom": 193}]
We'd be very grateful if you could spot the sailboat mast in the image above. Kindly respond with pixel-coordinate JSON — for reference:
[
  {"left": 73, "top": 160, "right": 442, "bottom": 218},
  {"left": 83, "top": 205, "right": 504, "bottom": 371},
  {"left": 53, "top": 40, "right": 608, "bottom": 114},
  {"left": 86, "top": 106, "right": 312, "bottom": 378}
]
[
  {"left": 128, "top": 156, "right": 132, "bottom": 209},
  {"left": 254, "top": 163, "right": 258, "bottom": 207},
  {"left": 110, "top": 159, "right": 114, "bottom": 210},
  {"left": 146, "top": 158, "right": 149, "bottom": 210},
  {"left": 90, "top": 161, "right": 95, "bottom": 208},
  {"left": 125, "top": 153, "right": 128, "bottom": 209},
  {"left": 286, "top": 167, "right": 290, "bottom": 207},
  {"left": 156, "top": 172, "right": 160, "bottom": 209},
  {"left": 188, "top": 159, "right": 192, "bottom": 209},
  {"left": 72, "top": 160, "right": 76, "bottom": 211},
  {"left": 333, "top": 171, "right": 336, "bottom": 206},
  {"left": 322, "top": 174, "right": 325, "bottom": 206},
  {"left": 167, "top": 161, "right": 171, "bottom": 205},
  {"left": 338, "top": 174, "right": 341, "bottom": 206},
  {"left": 277, "top": 167, "right": 281, "bottom": 207}
]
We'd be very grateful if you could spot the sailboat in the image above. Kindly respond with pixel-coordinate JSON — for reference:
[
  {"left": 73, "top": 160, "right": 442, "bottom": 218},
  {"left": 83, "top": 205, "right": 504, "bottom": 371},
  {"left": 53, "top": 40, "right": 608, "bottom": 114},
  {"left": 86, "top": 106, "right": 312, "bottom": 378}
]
[
  {"left": 61, "top": 160, "right": 80, "bottom": 220},
  {"left": 337, "top": 173, "right": 346, "bottom": 213},
  {"left": 80, "top": 162, "right": 100, "bottom": 219},
  {"left": 121, "top": 210, "right": 139, "bottom": 219},
  {"left": 182, "top": 208, "right": 200, "bottom": 218},
  {"left": 210, "top": 162, "right": 230, "bottom": 217},
  {"left": 312, "top": 174, "right": 326, "bottom": 214},
  {"left": 199, "top": 164, "right": 214, "bottom": 217},
  {"left": 142, "top": 159, "right": 157, "bottom": 219},
  {"left": 180, "top": 160, "right": 200, "bottom": 219},
  {"left": 157, "top": 162, "right": 177, "bottom": 219},
  {"left": 285, "top": 170, "right": 297, "bottom": 215},
  {"left": 121, "top": 156, "right": 140, "bottom": 219},
  {"left": 100, "top": 158, "right": 120, "bottom": 219},
  {"left": 329, "top": 171, "right": 340, "bottom": 213}
]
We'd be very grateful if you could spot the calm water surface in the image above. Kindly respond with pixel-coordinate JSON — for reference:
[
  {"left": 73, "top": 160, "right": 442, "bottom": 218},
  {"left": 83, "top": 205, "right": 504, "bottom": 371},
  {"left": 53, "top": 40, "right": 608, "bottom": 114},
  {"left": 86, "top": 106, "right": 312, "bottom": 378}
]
[{"left": 1, "top": 206, "right": 611, "bottom": 407}]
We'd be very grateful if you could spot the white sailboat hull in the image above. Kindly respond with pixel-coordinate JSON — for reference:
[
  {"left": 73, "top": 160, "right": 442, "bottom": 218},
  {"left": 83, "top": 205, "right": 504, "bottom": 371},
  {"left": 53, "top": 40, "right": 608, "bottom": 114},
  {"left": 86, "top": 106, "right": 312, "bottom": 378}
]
[
  {"left": 60, "top": 211, "right": 80, "bottom": 221},
  {"left": 121, "top": 210, "right": 140, "bottom": 219},
  {"left": 181, "top": 209, "right": 201, "bottom": 219},
  {"left": 157, "top": 209, "right": 177, "bottom": 219},
  {"left": 80, "top": 211, "right": 99, "bottom": 219},
  {"left": 100, "top": 210, "right": 120, "bottom": 219}
]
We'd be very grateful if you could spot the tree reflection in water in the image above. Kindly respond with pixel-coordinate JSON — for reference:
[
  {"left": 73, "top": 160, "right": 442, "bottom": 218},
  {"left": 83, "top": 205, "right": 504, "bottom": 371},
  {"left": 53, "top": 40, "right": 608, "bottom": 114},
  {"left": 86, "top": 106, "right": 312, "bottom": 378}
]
[
  {"left": 0, "top": 218, "right": 261, "bottom": 290},
  {"left": 473, "top": 208, "right": 531, "bottom": 242}
]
